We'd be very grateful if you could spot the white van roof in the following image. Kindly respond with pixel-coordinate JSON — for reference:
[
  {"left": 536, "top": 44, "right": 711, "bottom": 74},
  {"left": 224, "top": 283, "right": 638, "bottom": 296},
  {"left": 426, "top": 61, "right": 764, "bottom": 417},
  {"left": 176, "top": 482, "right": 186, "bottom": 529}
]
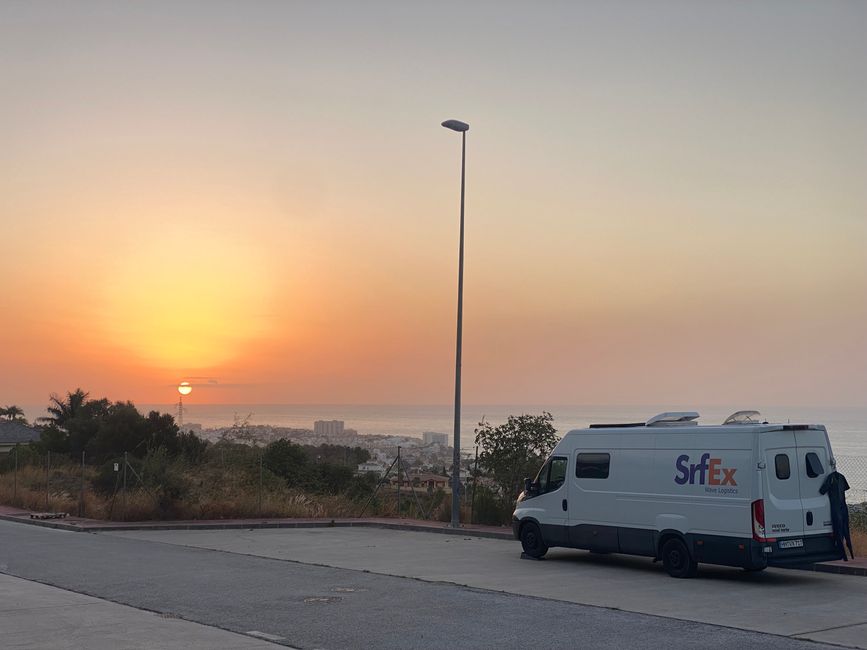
[{"left": 580, "top": 411, "right": 825, "bottom": 434}]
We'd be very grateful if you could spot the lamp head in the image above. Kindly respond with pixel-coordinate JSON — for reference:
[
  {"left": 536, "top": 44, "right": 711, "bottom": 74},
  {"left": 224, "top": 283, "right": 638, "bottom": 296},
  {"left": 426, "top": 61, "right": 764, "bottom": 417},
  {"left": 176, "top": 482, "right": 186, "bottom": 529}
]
[{"left": 441, "top": 119, "right": 469, "bottom": 132}]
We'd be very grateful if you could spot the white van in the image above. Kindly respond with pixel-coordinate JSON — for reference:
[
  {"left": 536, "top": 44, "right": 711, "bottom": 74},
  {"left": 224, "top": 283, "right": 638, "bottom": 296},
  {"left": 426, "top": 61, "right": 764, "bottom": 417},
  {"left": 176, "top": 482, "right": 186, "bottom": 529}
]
[{"left": 512, "top": 411, "right": 842, "bottom": 577}]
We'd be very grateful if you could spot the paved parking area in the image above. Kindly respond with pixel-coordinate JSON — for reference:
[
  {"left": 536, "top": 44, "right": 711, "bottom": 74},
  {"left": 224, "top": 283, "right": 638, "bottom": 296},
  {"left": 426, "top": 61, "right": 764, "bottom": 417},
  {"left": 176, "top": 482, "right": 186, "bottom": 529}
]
[
  {"left": 0, "top": 520, "right": 847, "bottom": 649},
  {"left": 0, "top": 573, "right": 281, "bottom": 649},
  {"left": 106, "top": 526, "right": 867, "bottom": 648}
]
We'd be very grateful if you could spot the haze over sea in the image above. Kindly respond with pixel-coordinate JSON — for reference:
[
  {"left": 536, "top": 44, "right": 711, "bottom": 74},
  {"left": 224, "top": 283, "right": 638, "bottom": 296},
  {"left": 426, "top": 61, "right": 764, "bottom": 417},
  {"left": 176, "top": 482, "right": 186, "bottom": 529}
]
[{"left": 130, "top": 403, "right": 867, "bottom": 457}]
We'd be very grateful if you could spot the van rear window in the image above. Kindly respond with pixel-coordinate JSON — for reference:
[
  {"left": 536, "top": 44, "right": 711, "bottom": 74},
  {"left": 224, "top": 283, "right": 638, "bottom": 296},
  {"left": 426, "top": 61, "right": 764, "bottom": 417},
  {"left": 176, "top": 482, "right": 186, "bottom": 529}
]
[
  {"left": 774, "top": 454, "right": 790, "bottom": 480},
  {"left": 805, "top": 452, "right": 824, "bottom": 478},
  {"left": 576, "top": 453, "right": 610, "bottom": 479}
]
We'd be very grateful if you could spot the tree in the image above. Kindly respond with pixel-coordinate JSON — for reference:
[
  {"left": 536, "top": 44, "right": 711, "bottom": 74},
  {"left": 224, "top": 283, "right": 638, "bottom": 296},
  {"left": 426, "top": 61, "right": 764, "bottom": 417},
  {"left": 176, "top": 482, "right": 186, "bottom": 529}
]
[
  {"left": 35, "top": 389, "right": 199, "bottom": 461},
  {"left": 38, "top": 389, "right": 91, "bottom": 429},
  {"left": 474, "top": 412, "right": 559, "bottom": 500},
  {"left": 1, "top": 405, "right": 26, "bottom": 421},
  {"left": 263, "top": 439, "right": 310, "bottom": 487}
]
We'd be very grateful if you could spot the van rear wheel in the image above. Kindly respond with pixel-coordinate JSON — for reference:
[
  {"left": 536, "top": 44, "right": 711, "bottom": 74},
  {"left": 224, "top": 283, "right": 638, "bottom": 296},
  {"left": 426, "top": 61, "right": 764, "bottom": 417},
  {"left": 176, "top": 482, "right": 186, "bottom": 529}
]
[
  {"left": 661, "top": 538, "right": 698, "bottom": 578},
  {"left": 743, "top": 565, "right": 766, "bottom": 573},
  {"left": 520, "top": 522, "right": 548, "bottom": 558}
]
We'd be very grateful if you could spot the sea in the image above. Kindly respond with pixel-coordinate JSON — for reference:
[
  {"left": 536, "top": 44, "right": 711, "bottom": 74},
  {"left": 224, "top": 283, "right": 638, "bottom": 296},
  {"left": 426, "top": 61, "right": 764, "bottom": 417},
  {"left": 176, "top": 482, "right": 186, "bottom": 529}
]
[{"left": 133, "top": 403, "right": 867, "bottom": 457}]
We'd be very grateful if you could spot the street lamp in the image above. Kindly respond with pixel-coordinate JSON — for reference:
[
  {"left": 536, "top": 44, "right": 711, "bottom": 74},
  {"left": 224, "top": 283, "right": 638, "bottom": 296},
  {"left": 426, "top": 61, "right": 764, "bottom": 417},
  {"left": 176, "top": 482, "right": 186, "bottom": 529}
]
[{"left": 441, "top": 118, "right": 469, "bottom": 528}]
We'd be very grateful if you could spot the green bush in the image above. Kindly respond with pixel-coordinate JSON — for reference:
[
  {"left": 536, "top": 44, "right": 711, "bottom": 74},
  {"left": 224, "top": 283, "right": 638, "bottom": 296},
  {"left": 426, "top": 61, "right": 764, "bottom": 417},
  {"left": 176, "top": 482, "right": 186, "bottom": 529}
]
[
  {"left": 471, "top": 485, "right": 513, "bottom": 526},
  {"left": 140, "top": 447, "right": 191, "bottom": 517}
]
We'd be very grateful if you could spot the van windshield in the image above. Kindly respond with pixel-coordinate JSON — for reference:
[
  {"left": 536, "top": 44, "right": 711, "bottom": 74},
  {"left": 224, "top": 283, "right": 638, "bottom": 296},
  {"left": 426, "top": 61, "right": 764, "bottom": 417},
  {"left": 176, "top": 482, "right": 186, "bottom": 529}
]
[{"left": 534, "top": 460, "right": 550, "bottom": 492}]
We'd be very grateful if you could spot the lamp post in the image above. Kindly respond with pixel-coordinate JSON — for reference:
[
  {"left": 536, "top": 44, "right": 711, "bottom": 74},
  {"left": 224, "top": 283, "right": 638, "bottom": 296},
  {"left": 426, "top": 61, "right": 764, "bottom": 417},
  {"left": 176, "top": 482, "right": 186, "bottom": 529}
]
[{"left": 441, "top": 118, "right": 469, "bottom": 528}]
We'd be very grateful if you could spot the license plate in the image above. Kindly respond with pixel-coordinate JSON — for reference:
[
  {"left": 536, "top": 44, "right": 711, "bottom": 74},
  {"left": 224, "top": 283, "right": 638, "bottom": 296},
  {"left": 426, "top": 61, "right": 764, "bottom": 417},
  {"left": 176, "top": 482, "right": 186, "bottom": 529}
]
[{"left": 779, "top": 538, "right": 804, "bottom": 549}]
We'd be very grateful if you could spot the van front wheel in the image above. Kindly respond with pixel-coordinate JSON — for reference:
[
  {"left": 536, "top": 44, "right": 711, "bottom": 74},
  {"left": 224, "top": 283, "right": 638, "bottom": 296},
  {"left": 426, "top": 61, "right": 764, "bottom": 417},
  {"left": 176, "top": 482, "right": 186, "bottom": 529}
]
[
  {"left": 661, "top": 538, "right": 698, "bottom": 578},
  {"left": 520, "top": 522, "right": 548, "bottom": 558}
]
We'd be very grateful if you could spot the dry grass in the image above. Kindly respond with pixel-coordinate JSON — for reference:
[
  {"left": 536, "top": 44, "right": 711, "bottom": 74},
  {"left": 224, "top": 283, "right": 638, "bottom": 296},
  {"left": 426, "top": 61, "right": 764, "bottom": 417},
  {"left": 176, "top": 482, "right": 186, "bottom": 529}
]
[
  {"left": 0, "top": 463, "right": 379, "bottom": 521},
  {"left": 5, "top": 461, "right": 858, "bottom": 548},
  {"left": 851, "top": 528, "right": 866, "bottom": 558}
]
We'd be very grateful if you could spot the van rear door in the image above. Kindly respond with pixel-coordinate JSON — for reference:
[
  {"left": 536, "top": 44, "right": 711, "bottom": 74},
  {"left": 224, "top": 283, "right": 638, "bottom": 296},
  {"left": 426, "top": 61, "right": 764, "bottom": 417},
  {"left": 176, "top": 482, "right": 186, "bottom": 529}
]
[
  {"left": 761, "top": 431, "right": 804, "bottom": 540},
  {"left": 795, "top": 428, "right": 833, "bottom": 536}
]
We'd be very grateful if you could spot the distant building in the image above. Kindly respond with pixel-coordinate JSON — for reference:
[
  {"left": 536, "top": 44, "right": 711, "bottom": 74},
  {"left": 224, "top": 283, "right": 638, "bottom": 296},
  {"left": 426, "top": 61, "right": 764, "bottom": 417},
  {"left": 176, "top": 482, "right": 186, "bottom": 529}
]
[
  {"left": 357, "top": 461, "right": 387, "bottom": 477},
  {"left": 423, "top": 431, "right": 448, "bottom": 446},
  {"left": 314, "top": 420, "right": 344, "bottom": 436},
  {"left": 0, "top": 420, "right": 41, "bottom": 454}
]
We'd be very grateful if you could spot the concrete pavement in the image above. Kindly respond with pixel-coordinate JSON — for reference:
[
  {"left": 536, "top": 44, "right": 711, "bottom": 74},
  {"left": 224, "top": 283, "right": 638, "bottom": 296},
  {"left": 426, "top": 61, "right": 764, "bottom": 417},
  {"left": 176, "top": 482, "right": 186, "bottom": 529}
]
[
  {"left": 0, "top": 573, "right": 282, "bottom": 649},
  {"left": 105, "top": 526, "right": 867, "bottom": 648},
  {"left": 0, "top": 519, "right": 844, "bottom": 649}
]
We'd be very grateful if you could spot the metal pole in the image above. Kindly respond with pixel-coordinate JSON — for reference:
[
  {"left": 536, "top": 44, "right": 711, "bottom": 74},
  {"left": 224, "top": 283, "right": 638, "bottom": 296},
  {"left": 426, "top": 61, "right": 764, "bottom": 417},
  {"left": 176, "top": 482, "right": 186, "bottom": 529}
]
[
  {"left": 470, "top": 444, "right": 479, "bottom": 525},
  {"left": 45, "top": 450, "right": 50, "bottom": 511},
  {"left": 79, "top": 451, "right": 85, "bottom": 517},
  {"left": 258, "top": 451, "right": 263, "bottom": 516},
  {"left": 358, "top": 455, "right": 399, "bottom": 518},
  {"left": 401, "top": 456, "right": 428, "bottom": 520},
  {"left": 397, "top": 446, "right": 401, "bottom": 517},
  {"left": 451, "top": 130, "right": 466, "bottom": 528},
  {"left": 122, "top": 451, "right": 127, "bottom": 521},
  {"left": 13, "top": 444, "right": 18, "bottom": 505}
]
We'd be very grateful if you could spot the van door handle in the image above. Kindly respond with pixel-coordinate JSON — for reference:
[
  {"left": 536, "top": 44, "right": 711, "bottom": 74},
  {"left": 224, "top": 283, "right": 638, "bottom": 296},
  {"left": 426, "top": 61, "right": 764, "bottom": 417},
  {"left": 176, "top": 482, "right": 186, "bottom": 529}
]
[
  {"left": 806, "top": 511, "right": 813, "bottom": 526},
  {"left": 562, "top": 499, "right": 568, "bottom": 511}
]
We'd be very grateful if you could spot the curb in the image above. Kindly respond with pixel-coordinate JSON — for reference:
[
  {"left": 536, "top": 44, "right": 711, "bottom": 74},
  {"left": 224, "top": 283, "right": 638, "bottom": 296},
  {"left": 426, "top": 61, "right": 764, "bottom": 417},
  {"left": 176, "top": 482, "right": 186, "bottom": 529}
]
[
  {"left": 811, "top": 562, "right": 867, "bottom": 577},
  {"left": 0, "top": 512, "right": 513, "bottom": 540}
]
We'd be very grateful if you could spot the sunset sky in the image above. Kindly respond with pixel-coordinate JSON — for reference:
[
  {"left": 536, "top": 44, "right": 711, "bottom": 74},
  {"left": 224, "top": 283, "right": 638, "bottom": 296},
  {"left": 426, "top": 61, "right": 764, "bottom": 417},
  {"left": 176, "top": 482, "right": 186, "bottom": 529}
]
[{"left": 2, "top": 1, "right": 865, "bottom": 411}]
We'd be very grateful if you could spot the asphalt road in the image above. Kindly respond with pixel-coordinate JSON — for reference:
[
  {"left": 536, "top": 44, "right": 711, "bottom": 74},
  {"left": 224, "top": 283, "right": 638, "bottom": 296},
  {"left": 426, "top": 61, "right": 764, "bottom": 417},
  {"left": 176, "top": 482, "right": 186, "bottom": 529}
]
[
  {"left": 0, "top": 520, "right": 843, "bottom": 649},
  {"left": 1, "top": 573, "right": 281, "bottom": 650},
  {"left": 106, "top": 526, "right": 867, "bottom": 645}
]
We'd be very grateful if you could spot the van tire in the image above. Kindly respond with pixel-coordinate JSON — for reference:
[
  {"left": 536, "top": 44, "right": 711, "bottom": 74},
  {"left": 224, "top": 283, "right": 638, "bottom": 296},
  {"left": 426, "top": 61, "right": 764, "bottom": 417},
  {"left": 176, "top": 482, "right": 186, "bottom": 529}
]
[
  {"left": 661, "top": 538, "right": 698, "bottom": 578},
  {"left": 520, "top": 522, "right": 548, "bottom": 558},
  {"left": 743, "top": 566, "right": 766, "bottom": 573}
]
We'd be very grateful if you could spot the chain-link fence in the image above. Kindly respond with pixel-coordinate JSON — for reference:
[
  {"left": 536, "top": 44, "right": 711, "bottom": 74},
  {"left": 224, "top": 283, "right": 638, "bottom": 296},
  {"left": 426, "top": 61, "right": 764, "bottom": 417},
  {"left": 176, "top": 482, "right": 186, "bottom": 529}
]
[
  {"left": 836, "top": 456, "right": 867, "bottom": 505},
  {"left": 3, "top": 444, "right": 866, "bottom": 523},
  {"left": 0, "top": 442, "right": 458, "bottom": 522},
  {"left": 0, "top": 444, "right": 269, "bottom": 521}
]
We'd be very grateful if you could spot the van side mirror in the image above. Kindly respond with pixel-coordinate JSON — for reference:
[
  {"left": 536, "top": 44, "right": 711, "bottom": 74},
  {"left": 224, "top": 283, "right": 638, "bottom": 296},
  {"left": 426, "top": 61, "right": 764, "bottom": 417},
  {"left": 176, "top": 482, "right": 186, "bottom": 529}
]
[{"left": 524, "top": 477, "right": 539, "bottom": 497}]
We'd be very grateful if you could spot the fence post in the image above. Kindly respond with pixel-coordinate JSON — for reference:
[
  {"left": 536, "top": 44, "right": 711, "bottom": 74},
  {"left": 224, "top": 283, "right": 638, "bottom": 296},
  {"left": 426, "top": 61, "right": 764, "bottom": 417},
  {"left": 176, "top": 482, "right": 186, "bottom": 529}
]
[
  {"left": 79, "top": 451, "right": 85, "bottom": 517},
  {"left": 470, "top": 445, "right": 478, "bottom": 525},
  {"left": 13, "top": 444, "right": 18, "bottom": 505},
  {"left": 45, "top": 450, "right": 50, "bottom": 511},
  {"left": 258, "top": 450, "right": 263, "bottom": 516},
  {"left": 122, "top": 451, "right": 127, "bottom": 521}
]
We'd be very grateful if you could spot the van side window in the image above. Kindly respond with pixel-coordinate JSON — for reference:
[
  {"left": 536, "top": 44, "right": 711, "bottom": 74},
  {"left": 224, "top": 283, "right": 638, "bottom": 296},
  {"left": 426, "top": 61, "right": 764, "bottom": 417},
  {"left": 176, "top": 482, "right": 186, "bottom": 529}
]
[
  {"left": 774, "top": 454, "right": 790, "bottom": 480},
  {"left": 576, "top": 452, "right": 610, "bottom": 479},
  {"left": 805, "top": 452, "right": 824, "bottom": 478}
]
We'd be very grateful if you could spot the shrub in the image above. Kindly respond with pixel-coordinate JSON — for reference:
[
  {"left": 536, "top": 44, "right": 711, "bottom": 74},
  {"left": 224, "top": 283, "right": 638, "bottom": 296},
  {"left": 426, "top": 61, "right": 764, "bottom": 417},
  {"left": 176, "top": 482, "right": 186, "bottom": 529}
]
[{"left": 471, "top": 485, "right": 513, "bottom": 526}]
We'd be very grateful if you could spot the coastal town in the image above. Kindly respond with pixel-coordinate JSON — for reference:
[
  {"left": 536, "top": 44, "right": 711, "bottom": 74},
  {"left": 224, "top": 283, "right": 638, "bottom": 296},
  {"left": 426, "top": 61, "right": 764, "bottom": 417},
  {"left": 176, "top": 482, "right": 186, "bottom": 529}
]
[{"left": 191, "top": 418, "right": 473, "bottom": 491}]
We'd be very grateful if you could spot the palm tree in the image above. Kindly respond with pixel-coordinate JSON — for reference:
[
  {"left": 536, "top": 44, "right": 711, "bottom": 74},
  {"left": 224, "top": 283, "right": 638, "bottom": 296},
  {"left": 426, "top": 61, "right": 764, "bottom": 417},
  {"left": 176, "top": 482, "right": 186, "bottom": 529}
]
[
  {"left": 2, "top": 405, "right": 26, "bottom": 421},
  {"left": 38, "top": 389, "right": 90, "bottom": 429}
]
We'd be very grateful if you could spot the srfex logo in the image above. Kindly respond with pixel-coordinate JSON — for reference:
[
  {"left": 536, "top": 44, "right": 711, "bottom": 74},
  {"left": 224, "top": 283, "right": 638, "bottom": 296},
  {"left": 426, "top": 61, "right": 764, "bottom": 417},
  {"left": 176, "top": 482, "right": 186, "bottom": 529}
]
[{"left": 674, "top": 453, "right": 737, "bottom": 486}]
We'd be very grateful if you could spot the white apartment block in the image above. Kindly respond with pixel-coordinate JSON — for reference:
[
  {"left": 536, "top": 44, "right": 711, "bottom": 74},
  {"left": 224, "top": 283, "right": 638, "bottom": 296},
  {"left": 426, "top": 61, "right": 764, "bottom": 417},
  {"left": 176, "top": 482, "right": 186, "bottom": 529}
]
[
  {"left": 314, "top": 420, "right": 345, "bottom": 436},
  {"left": 422, "top": 431, "right": 448, "bottom": 446}
]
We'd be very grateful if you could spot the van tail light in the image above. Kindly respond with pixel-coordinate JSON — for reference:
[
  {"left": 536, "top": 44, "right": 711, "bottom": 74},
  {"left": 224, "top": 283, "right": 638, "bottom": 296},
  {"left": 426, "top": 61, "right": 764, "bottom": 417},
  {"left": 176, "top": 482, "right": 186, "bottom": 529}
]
[{"left": 752, "top": 499, "right": 776, "bottom": 543}]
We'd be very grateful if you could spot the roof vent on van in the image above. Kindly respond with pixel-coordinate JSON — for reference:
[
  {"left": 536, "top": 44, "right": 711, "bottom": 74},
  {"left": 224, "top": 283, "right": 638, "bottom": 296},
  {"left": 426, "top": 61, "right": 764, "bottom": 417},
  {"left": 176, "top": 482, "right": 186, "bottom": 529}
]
[
  {"left": 646, "top": 412, "right": 700, "bottom": 427},
  {"left": 723, "top": 410, "right": 765, "bottom": 425}
]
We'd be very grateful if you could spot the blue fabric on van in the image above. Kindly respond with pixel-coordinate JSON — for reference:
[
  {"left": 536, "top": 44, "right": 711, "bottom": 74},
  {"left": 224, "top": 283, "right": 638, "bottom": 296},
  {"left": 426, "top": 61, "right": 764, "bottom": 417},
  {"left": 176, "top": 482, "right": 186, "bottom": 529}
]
[{"left": 819, "top": 471, "right": 853, "bottom": 561}]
